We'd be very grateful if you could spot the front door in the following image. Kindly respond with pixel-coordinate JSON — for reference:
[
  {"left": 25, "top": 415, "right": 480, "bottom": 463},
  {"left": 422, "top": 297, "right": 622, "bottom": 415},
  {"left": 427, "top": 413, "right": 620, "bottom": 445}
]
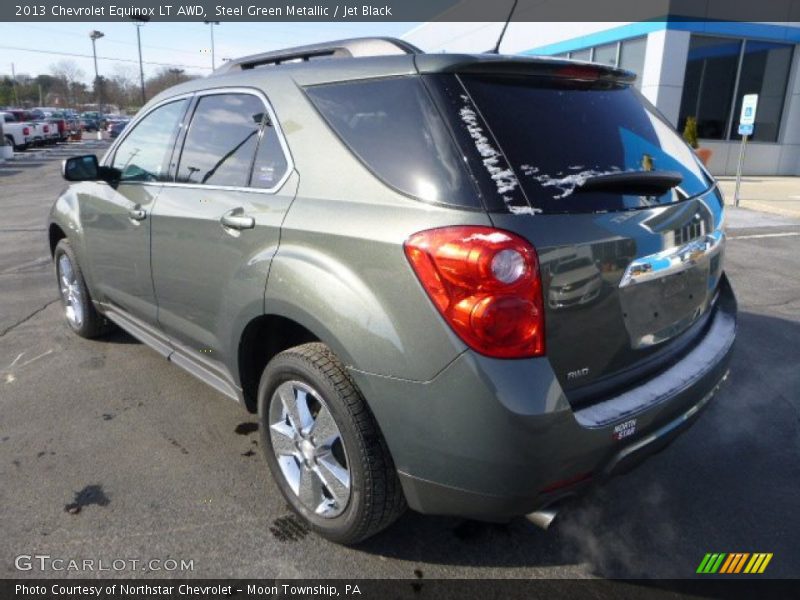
[
  {"left": 83, "top": 98, "right": 189, "bottom": 325},
  {"left": 150, "top": 91, "right": 295, "bottom": 382}
]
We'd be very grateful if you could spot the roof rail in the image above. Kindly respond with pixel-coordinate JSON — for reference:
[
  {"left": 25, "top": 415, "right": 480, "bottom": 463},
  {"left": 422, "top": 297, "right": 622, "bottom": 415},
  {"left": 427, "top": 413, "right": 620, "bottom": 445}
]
[{"left": 212, "top": 37, "right": 422, "bottom": 75}]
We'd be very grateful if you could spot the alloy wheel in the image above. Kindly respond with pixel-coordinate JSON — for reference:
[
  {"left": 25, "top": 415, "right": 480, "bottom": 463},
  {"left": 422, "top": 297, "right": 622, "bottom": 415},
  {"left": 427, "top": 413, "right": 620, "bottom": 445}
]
[
  {"left": 57, "top": 254, "right": 84, "bottom": 328},
  {"left": 269, "top": 380, "right": 351, "bottom": 518}
]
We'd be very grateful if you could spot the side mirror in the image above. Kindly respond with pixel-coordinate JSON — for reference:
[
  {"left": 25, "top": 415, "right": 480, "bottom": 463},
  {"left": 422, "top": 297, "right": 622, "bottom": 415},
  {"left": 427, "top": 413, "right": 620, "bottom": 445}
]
[{"left": 62, "top": 155, "right": 100, "bottom": 182}]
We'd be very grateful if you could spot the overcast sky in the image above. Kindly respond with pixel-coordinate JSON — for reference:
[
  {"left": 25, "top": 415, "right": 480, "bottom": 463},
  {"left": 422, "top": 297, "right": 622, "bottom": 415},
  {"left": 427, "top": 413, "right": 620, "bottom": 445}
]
[{"left": 0, "top": 21, "right": 418, "bottom": 82}]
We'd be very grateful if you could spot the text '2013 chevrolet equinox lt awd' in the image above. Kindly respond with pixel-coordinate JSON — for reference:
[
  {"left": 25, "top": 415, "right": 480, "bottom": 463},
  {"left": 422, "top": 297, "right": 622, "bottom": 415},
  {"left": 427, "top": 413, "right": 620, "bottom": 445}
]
[{"left": 49, "top": 38, "right": 736, "bottom": 544}]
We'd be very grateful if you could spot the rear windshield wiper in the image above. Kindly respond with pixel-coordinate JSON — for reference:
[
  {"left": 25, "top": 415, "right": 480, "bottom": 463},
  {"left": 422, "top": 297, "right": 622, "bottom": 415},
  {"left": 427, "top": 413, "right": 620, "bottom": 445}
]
[{"left": 575, "top": 170, "right": 683, "bottom": 196}]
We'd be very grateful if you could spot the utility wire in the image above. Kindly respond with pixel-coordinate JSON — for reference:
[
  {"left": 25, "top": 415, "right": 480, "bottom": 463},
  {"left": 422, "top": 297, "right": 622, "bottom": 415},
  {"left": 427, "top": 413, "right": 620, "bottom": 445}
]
[
  {"left": 10, "top": 24, "right": 205, "bottom": 57},
  {"left": 0, "top": 44, "right": 211, "bottom": 71}
]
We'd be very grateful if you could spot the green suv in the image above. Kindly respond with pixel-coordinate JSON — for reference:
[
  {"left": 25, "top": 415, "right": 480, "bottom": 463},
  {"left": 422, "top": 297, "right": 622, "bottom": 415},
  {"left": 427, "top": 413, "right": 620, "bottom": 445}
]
[{"left": 49, "top": 38, "right": 736, "bottom": 544}]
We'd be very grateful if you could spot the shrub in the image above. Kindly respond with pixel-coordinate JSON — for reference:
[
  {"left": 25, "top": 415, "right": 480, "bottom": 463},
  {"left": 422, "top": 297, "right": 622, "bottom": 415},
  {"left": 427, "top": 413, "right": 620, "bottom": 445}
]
[{"left": 683, "top": 116, "right": 699, "bottom": 149}]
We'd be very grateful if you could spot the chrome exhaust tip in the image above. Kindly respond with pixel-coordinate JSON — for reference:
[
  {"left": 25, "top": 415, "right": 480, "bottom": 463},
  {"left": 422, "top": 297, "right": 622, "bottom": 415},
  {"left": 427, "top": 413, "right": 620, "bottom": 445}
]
[{"left": 526, "top": 507, "right": 559, "bottom": 530}]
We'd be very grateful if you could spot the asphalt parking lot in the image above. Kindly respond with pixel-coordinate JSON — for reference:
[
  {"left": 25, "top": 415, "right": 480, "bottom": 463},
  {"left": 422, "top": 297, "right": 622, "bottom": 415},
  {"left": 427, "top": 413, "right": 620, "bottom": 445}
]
[{"left": 1, "top": 149, "right": 798, "bottom": 581}]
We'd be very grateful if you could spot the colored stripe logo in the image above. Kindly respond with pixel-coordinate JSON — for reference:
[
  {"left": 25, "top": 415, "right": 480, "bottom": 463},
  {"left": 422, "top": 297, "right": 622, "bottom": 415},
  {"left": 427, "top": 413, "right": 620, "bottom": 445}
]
[{"left": 697, "top": 553, "right": 773, "bottom": 574}]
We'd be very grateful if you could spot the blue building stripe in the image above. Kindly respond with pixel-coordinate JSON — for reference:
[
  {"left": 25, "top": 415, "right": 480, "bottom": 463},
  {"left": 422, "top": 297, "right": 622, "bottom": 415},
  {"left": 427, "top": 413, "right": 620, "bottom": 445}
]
[{"left": 523, "top": 20, "right": 800, "bottom": 56}]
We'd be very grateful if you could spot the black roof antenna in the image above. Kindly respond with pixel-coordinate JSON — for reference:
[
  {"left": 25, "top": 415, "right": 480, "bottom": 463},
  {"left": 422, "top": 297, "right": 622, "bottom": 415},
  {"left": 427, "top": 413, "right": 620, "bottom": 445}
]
[{"left": 490, "top": 0, "right": 519, "bottom": 54}]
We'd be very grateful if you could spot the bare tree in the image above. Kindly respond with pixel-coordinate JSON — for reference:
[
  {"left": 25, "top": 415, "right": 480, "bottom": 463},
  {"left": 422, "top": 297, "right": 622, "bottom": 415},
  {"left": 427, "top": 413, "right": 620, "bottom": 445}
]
[
  {"left": 50, "top": 60, "right": 86, "bottom": 106},
  {"left": 145, "top": 67, "right": 198, "bottom": 101},
  {"left": 105, "top": 65, "right": 137, "bottom": 110}
]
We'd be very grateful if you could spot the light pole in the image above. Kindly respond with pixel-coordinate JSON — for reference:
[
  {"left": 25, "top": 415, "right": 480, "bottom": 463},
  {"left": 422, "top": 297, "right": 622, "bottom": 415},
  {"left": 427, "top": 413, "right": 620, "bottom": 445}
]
[
  {"left": 89, "top": 30, "right": 104, "bottom": 110},
  {"left": 131, "top": 14, "right": 149, "bottom": 105},
  {"left": 204, "top": 21, "right": 219, "bottom": 70}
]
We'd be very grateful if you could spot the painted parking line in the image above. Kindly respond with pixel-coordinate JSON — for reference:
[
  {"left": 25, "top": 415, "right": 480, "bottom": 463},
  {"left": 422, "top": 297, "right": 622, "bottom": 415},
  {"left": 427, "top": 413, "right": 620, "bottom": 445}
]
[{"left": 729, "top": 232, "right": 800, "bottom": 240}]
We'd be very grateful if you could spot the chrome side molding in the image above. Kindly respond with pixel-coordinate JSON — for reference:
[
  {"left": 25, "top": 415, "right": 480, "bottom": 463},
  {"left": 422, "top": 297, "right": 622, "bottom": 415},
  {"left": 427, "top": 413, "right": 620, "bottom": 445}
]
[{"left": 619, "top": 229, "right": 724, "bottom": 288}]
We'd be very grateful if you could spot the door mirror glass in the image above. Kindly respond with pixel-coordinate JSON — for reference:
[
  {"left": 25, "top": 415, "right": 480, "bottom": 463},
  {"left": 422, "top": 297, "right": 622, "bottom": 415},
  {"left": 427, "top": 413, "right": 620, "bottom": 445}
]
[{"left": 62, "top": 155, "right": 99, "bottom": 181}]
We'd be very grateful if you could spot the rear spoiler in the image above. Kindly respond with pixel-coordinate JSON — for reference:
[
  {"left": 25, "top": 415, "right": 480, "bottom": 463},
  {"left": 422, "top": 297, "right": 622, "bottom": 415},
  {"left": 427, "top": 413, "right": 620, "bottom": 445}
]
[
  {"left": 415, "top": 54, "right": 636, "bottom": 85},
  {"left": 213, "top": 37, "right": 421, "bottom": 75}
]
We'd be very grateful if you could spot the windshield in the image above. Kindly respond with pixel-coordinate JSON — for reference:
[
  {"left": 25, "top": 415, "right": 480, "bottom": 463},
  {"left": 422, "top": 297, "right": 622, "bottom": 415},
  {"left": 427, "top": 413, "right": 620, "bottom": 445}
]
[{"left": 459, "top": 74, "right": 713, "bottom": 214}]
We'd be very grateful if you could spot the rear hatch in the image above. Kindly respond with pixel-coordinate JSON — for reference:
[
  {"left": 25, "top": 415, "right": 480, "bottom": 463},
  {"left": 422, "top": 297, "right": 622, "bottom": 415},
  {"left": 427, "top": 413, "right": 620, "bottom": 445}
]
[{"left": 420, "top": 59, "right": 726, "bottom": 403}]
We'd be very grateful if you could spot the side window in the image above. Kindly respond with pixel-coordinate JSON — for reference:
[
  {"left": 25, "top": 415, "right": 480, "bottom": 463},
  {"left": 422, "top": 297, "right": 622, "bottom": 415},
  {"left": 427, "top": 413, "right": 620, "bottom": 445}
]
[
  {"left": 305, "top": 76, "right": 480, "bottom": 207},
  {"left": 112, "top": 99, "right": 187, "bottom": 183},
  {"left": 250, "top": 121, "right": 288, "bottom": 189},
  {"left": 177, "top": 93, "right": 265, "bottom": 187}
]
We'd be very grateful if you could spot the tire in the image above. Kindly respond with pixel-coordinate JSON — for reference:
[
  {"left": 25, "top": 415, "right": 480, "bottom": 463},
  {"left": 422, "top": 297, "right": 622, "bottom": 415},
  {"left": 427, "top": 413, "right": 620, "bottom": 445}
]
[
  {"left": 54, "top": 239, "right": 112, "bottom": 338},
  {"left": 5, "top": 135, "right": 20, "bottom": 152},
  {"left": 258, "top": 342, "right": 406, "bottom": 544}
]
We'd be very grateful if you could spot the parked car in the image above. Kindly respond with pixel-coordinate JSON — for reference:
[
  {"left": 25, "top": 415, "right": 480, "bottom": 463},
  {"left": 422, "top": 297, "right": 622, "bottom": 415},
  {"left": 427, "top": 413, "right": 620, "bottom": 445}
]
[
  {"left": 7, "top": 109, "right": 55, "bottom": 145},
  {"left": 52, "top": 111, "right": 81, "bottom": 140},
  {"left": 79, "top": 118, "right": 100, "bottom": 132},
  {"left": 41, "top": 110, "right": 78, "bottom": 142},
  {"left": 48, "top": 38, "right": 736, "bottom": 544},
  {"left": 29, "top": 109, "right": 61, "bottom": 143},
  {"left": 80, "top": 111, "right": 106, "bottom": 132},
  {"left": 547, "top": 256, "right": 604, "bottom": 309},
  {"left": 1, "top": 111, "right": 32, "bottom": 151},
  {"left": 107, "top": 120, "right": 129, "bottom": 139}
]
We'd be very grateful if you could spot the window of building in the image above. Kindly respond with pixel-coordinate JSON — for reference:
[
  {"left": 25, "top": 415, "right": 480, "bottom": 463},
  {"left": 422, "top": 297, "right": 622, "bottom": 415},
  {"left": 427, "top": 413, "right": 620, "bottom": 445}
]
[
  {"left": 112, "top": 99, "right": 188, "bottom": 183},
  {"left": 679, "top": 35, "right": 793, "bottom": 143},
  {"left": 619, "top": 37, "right": 647, "bottom": 90},
  {"left": 593, "top": 43, "right": 618, "bottom": 67},
  {"left": 570, "top": 48, "right": 592, "bottom": 61},
  {"left": 731, "top": 40, "right": 794, "bottom": 142},
  {"left": 679, "top": 36, "right": 742, "bottom": 140},
  {"left": 177, "top": 93, "right": 264, "bottom": 187}
]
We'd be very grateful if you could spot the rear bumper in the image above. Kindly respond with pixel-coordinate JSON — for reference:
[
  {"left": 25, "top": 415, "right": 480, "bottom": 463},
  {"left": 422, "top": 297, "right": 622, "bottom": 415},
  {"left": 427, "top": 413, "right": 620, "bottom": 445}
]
[{"left": 351, "top": 274, "right": 736, "bottom": 519}]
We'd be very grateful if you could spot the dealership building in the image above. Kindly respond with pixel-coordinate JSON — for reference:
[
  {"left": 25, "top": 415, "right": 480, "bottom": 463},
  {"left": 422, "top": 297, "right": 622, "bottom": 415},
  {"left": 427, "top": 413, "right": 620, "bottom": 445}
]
[{"left": 405, "top": 21, "right": 800, "bottom": 176}]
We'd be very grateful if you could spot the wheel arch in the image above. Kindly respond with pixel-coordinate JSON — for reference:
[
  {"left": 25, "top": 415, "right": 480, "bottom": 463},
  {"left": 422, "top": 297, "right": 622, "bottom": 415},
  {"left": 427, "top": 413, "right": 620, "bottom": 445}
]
[
  {"left": 236, "top": 311, "right": 357, "bottom": 413},
  {"left": 48, "top": 222, "right": 67, "bottom": 257},
  {"left": 48, "top": 187, "right": 95, "bottom": 282}
]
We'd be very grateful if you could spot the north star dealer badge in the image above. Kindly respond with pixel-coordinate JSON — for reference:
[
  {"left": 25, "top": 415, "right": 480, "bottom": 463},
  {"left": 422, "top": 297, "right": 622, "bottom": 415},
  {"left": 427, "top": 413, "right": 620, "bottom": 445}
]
[{"left": 613, "top": 419, "right": 637, "bottom": 440}]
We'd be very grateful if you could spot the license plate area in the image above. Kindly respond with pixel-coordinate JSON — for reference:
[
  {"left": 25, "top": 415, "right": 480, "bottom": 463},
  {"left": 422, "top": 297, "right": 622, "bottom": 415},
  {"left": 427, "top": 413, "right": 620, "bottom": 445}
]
[{"left": 620, "top": 262, "right": 711, "bottom": 349}]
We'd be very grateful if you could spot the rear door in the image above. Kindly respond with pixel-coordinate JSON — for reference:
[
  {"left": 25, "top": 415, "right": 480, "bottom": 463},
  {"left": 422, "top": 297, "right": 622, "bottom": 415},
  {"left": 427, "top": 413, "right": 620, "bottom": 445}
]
[
  {"left": 83, "top": 97, "right": 189, "bottom": 325},
  {"left": 434, "top": 71, "right": 725, "bottom": 400},
  {"left": 150, "top": 89, "right": 296, "bottom": 383}
]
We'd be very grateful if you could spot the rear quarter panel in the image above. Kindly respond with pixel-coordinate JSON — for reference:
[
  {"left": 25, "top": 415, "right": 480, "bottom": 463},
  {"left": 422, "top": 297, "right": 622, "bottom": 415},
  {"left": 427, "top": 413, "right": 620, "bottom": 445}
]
[{"left": 264, "top": 73, "right": 488, "bottom": 381}]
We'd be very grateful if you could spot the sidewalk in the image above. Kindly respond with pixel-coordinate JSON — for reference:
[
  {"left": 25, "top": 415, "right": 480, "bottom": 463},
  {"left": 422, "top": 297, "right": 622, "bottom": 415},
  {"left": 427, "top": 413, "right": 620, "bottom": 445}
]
[{"left": 716, "top": 176, "right": 800, "bottom": 219}]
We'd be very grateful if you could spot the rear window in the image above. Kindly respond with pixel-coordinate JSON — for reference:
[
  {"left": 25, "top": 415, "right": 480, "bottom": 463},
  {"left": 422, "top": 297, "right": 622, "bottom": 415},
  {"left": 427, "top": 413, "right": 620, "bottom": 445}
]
[
  {"left": 305, "top": 76, "right": 480, "bottom": 208},
  {"left": 459, "top": 74, "right": 713, "bottom": 214}
]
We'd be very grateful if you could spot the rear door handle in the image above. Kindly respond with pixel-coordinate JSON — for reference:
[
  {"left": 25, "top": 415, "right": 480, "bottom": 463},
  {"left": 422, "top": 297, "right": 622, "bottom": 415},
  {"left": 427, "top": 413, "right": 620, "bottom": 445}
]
[
  {"left": 220, "top": 209, "right": 255, "bottom": 231},
  {"left": 128, "top": 206, "right": 147, "bottom": 221}
]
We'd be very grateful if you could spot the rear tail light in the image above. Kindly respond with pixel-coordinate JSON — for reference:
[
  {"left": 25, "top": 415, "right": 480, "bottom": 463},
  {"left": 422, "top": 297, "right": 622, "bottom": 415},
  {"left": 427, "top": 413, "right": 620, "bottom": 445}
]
[
  {"left": 404, "top": 226, "right": 545, "bottom": 358},
  {"left": 23, "top": 127, "right": 30, "bottom": 136}
]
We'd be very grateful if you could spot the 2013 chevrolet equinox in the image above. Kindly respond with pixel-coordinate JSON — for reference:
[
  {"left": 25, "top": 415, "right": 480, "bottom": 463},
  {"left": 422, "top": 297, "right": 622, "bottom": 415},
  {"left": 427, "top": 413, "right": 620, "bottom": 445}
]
[{"left": 49, "top": 38, "right": 736, "bottom": 544}]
